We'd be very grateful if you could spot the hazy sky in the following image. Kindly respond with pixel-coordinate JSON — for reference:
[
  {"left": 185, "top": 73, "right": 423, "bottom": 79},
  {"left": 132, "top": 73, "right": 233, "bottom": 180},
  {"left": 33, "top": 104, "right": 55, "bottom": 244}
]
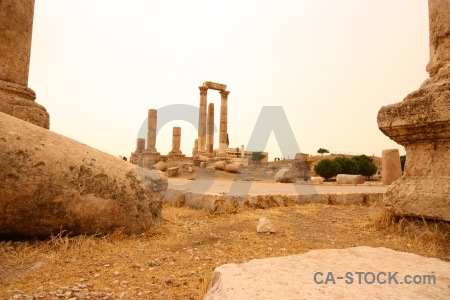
[{"left": 29, "top": 0, "right": 429, "bottom": 160}]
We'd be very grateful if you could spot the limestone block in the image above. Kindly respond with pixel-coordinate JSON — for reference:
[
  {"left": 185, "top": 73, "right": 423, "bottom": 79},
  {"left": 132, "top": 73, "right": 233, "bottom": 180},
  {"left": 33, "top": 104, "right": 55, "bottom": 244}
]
[
  {"left": 203, "top": 81, "right": 226, "bottom": 91},
  {"left": 274, "top": 168, "right": 295, "bottom": 183},
  {"left": 214, "top": 161, "right": 226, "bottom": 171},
  {"left": 382, "top": 149, "right": 402, "bottom": 185},
  {"left": 153, "top": 161, "right": 167, "bottom": 171},
  {"left": 336, "top": 174, "right": 364, "bottom": 185},
  {"left": 311, "top": 176, "right": 324, "bottom": 184},
  {"left": 204, "top": 247, "right": 450, "bottom": 299},
  {"left": 225, "top": 164, "right": 240, "bottom": 174},
  {"left": 256, "top": 217, "right": 276, "bottom": 233},
  {"left": 0, "top": 112, "right": 167, "bottom": 237},
  {"left": 167, "top": 167, "right": 179, "bottom": 178}
]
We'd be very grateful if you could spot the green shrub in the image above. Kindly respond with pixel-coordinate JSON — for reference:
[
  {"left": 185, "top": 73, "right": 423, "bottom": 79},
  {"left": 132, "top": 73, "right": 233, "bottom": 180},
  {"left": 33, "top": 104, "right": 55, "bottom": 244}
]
[
  {"left": 251, "top": 151, "right": 266, "bottom": 164},
  {"left": 333, "top": 157, "right": 359, "bottom": 175},
  {"left": 352, "top": 155, "right": 377, "bottom": 177},
  {"left": 314, "top": 159, "right": 341, "bottom": 181}
]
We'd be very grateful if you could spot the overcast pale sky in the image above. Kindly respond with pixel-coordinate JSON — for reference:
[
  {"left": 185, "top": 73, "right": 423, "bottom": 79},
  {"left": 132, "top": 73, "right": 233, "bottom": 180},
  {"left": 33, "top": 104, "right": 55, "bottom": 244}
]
[{"left": 28, "top": 0, "right": 429, "bottom": 160}]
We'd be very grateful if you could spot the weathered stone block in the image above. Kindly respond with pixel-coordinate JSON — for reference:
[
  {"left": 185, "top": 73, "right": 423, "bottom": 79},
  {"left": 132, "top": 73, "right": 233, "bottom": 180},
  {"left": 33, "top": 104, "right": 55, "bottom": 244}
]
[{"left": 336, "top": 174, "right": 365, "bottom": 185}]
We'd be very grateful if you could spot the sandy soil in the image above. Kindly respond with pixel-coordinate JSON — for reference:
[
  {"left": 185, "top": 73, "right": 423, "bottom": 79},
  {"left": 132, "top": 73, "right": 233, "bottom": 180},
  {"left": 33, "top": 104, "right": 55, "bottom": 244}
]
[{"left": 1, "top": 202, "right": 448, "bottom": 299}]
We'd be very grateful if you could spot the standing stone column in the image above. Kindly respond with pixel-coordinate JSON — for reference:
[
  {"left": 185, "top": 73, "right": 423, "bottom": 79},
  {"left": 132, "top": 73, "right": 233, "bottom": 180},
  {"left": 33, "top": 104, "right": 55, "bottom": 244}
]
[
  {"left": 172, "top": 127, "right": 181, "bottom": 153},
  {"left": 168, "top": 126, "right": 184, "bottom": 158},
  {"left": 206, "top": 103, "right": 214, "bottom": 155},
  {"left": 197, "top": 86, "right": 208, "bottom": 153},
  {"left": 219, "top": 90, "right": 230, "bottom": 156},
  {"left": 0, "top": 0, "right": 49, "bottom": 129},
  {"left": 426, "top": 0, "right": 450, "bottom": 77},
  {"left": 381, "top": 149, "right": 402, "bottom": 185},
  {"left": 192, "top": 139, "right": 198, "bottom": 157},
  {"left": 377, "top": 0, "right": 450, "bottom": 221},
  {"left": 147, "top": 109, "right": 157, "bottom": 152}
]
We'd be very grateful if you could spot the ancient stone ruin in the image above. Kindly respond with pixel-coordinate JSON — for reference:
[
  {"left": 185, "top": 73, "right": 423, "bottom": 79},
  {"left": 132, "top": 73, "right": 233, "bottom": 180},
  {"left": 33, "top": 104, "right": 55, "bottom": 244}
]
[
  {"left": 0, "top": 0, "right": 49, "bottom": 129},
  {"left": 377, "top": 0, "right": 450, "bottom": 221},
  {"left": 167, "top": 126, "right": 185, "bottom": 159},
  {"left": 197, "top": 81, "right": 230, "bottom": 157}
]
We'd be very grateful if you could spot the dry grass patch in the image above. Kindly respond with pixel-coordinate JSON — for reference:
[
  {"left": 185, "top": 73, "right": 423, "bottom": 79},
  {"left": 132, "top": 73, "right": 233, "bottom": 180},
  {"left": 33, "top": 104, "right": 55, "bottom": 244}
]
[{"left": 1, "top": 203, "right": 449, "bottom": 299}]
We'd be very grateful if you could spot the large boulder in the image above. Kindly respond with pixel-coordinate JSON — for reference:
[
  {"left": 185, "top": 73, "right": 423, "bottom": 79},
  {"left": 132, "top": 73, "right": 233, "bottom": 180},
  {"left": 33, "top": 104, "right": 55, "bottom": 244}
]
[
  {"left": 153, "top": 161, "right": 167, "bottom": 171},
  {"left": 336, "top": 174, "right": 365, "bottom": 184},
  {"left": 214, "top": 161, "right": 226, "bottom": 171},
  {"left": 204, "top": 246, "right": 450, "bottom": 299},
  {"left": 225, "top": 163, "right": 240, "bottom": 174},
  {"left": 0, "top": 112, "right": 167, "bottom": 237},
  {"left": 274, "top": 168, "right": 295, "bottom": 183}
]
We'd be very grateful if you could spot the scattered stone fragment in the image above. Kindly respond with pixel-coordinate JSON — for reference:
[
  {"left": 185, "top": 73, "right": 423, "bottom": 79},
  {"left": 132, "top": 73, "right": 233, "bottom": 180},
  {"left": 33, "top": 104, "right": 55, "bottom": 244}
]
[
  {"left": 274, "top": 168, "right": 295, "bottom": 183},
  {"left": 256, "top": 217, "right": 276, "bottom": 233},
  {"left": 167, "top": 167, "right": 179, "bottom": 177}
]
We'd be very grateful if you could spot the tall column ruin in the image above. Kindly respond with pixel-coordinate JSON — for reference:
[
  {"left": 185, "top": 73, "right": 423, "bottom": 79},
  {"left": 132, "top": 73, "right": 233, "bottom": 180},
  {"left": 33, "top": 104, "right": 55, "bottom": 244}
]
[
  {"left": 195, "top": 82, "right": 229, "bottom": 158},
  {"left": 219, "top": 90, "right": 230, "bottom": 156},
  {"left": 377, "top": 0, "right": 450, "bottom": 221},
  {"left": 206, "top": 103, "right": 214, "bottom": 155},
  {"left": 197, "top": 86, "right": 208, "bottom": 154},
  {"left": 147, "top": 109, "right": 157, "bottom": 152},
  {"left": 0, "top": 0, "right": 49, "bottom": 129}
]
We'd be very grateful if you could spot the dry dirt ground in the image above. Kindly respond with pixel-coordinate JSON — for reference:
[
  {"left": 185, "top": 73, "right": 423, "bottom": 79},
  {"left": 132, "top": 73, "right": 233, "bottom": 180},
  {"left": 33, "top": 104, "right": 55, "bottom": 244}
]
[{"left": 1, "top": 202, "right": 449, "bottom": 300}]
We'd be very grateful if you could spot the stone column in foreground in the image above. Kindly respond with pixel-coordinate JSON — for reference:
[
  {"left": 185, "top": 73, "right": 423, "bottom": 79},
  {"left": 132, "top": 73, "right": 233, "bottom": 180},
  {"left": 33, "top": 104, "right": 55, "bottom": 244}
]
[
  {"left": 0, "top": 0, "right": 49, "bottom": 129},
  {"left": 377, "top": 0, "right": 450, "bottom": 221},
  {"left": 197, "top": 86, "right": 208, "bottom": 154},
  {"left": 381, "top": 149, "right": 402, "bottom": 185},
  {"left": 219, "top": 90, "right": 230, "bottom": 156},
  {"left": 206, "top": 103, "right": 214, "bottom": 155}
]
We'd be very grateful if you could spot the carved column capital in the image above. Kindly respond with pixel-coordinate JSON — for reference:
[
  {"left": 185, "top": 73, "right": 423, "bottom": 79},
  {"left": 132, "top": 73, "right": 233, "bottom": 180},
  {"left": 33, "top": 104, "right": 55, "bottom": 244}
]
[
  {"left": 199, "top": 86, "right": 208, "bottom": 96},
  {"left": 220, "top": 90, "right": 230, "bottom": 99}
]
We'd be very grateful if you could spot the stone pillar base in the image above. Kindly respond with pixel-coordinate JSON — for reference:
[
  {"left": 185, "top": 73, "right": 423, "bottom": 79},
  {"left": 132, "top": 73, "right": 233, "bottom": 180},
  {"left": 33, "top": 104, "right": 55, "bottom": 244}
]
[
  {"left": 142, "top": 151, "right": 161, "bottom": 169},
  {"left": 0, "top": 80, "right": 49, "bottom": 129},
  {"left": 378, "top": 63, "right": 450, "bottom": 221},
  {"left": 168, "top": 150, "right": 185, "bottom": 160},
  {"left": 382, "top": 141, "right": 450, "bottom": 221}
]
